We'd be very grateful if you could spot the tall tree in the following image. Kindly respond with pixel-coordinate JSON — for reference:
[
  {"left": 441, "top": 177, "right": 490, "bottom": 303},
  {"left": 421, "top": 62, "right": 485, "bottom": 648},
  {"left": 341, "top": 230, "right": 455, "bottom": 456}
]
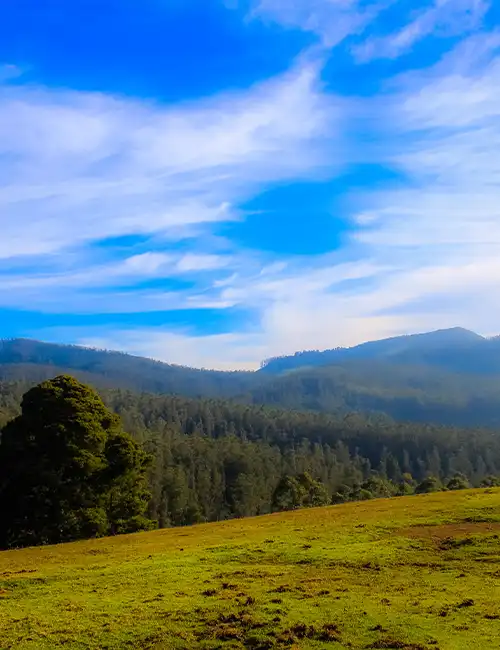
[{"left": 0, "top": 375, "right": 153, "bottom": 549}]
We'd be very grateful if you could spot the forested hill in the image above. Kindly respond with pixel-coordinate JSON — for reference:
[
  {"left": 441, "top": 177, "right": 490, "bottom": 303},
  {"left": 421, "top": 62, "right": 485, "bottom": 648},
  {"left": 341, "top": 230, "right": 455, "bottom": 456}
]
[
  {"left": 1, "top": 377, "right": 500, "bottom": 527},
  {"left": 0, "top": 338, "right": 258, "bottom": 397},
  {"left": 2, "top": 334, "right": 500, "bottom": 429},
  {"left": 250, "top": 362, "right": 500, "bottom": 428},
  {"left": 260, "top": 327, "right": 500, "bottom": 374}
]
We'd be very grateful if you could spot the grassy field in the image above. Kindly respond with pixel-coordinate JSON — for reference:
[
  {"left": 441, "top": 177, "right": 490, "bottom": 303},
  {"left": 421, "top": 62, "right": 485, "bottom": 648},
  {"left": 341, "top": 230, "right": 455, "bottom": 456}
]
[{"left": 1, "top": 489, "right": 500, "bottom": 650}]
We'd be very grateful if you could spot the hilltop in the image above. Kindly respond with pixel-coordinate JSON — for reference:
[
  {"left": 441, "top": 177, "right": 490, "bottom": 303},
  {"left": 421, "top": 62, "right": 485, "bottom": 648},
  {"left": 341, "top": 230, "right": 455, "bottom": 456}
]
[
  {"left": 1, "top": 488, "right": 500, "bottom": 649},
  {"left": 260, "top": 327, "right": 497, "bottom": 374}
]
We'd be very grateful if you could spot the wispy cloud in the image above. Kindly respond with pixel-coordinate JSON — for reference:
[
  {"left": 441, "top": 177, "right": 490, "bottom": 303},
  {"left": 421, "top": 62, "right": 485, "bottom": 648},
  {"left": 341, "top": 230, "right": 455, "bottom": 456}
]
[
  {"left": 0, "top": 63, "right": 23, "bottom": 83},
  {"left": 353, "top": 0, "right": 490, "bottom": 61},
  {"left": 0, "top": 59, "right": 350, "bottom": 319},
  {"left": 75, "top": 330, "right": 266, "bottom": 371},
  {"left": 249, "top": 0, "right": 490, "bottom": 62},
  {"left": 250, "top": 0, "right": 386, "bottom": 47},
  {"left": 0, "top": 60, "right": 338, "bottom": 261}
]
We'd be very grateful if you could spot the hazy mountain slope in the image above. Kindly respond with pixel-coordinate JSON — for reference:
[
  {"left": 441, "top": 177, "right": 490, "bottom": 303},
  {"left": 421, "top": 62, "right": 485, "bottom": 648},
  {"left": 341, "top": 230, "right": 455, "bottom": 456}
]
[
  {"left": 0, "top": 339, "right": 258, "bottom": 398},
  {"left": 2, "top": 334, "right": 500, "bottom": 428},
  {"left": 249, "top": 361, "right": 500, "bottom": 428},
  {"left": 260, "top": 328, "right": 497, "bottom": 374}
]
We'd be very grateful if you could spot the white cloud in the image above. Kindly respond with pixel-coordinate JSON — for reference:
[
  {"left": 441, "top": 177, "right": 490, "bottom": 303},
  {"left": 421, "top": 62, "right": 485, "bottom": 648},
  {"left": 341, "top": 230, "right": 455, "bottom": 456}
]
[
  {"left": 123, "top": 252, "right": 172, "bottom": 274},
  {"left": 0, "top": 60, "right": 338, "bottom": 261},
  {"left": 249, "top": 0, "right": 490, "bottom": 61},
  {"left": 0, "top": 63, "right": 23, "bottom": 83},
  {"left": 176, "top": 254, "right": 231, "bottom": 273},
  {"left": 250, "top": 0, "right": 385, "bottom": 47},
  {"left": 343, "top": 33, "right": 500, "bottom": 333},
  {"left": 0, "top": 58, "right": 350, "bottom": 318},
  {"left": 78, "top": 330, "right": 266, "bottom": 371},
  {"left": 354, "top": 0, "right": 490, "bottom": 61}
]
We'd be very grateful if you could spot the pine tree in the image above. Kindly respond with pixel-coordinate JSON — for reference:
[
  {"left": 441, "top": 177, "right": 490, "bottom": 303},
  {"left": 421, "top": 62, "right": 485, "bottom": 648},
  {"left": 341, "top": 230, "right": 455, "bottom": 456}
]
[{"left": 0, "top": 375, "right": 153, "bottom": 548}]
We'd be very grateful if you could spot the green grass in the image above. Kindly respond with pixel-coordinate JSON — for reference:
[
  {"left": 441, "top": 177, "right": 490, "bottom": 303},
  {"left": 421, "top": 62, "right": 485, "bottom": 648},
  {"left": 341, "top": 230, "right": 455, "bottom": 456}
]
[{"left": 2, "top": 489, "right": 500, "bottom": 649}]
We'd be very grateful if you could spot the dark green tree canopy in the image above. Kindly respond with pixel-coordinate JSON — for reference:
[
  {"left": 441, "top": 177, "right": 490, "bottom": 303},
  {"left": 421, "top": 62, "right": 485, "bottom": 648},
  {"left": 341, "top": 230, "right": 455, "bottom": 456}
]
[
  {"left": 0, "top": 375, "right": 153, "bottom": 549},
  {"left": 0, "top": 375, "right": 496, "bottom": 534},
  {"left": 446, "top": 473, "right": 471, "bottom": 491},
  {"left": 272, "top": 472, "right": 330, "bottom": 512},
  {"left": 415, "top": 475, "right": 442, "bottom": 494}
]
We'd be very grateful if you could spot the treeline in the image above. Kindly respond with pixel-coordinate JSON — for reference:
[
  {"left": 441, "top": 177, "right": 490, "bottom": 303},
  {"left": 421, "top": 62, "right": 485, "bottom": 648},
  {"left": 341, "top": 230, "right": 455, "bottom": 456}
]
[
  {"left": 2, "top": 377, "right": 500, "bottom": 537},
  {"left": 247, "top": 363, "right": 500, "bottom": 428}
]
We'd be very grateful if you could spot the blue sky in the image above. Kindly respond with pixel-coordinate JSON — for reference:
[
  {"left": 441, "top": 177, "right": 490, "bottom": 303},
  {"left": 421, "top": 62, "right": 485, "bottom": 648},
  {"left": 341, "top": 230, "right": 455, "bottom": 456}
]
[{"left": 1, "top": 0, "right": 499, "bottom": 369}]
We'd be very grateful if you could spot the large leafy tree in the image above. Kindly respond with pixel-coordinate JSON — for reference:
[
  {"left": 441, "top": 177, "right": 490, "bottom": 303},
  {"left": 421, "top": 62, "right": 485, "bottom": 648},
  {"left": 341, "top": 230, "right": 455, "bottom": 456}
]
[{"left": 0, "top": 375, "right": 153, "bottom": 549}]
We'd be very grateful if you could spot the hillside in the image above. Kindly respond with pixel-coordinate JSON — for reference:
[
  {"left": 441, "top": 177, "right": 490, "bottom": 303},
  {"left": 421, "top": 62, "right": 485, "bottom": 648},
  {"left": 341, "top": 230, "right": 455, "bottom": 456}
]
[
  {"left": 251, "top": 361, "right": 500, "bottom": 428},
  {"left": 2, "top": 334, "right": 500, "bottom": 428},
  {"left": 260, "top": 328, "right": 499, "bottom": 374},
  {"left": 0, "top": 338, "right": 258, "bottom": 397},
  {"left": 2, "top": 377, "right": 500, "bottom": 530},
  {"left": 1, "top": 489, "right": 500, "bottom": 649}
]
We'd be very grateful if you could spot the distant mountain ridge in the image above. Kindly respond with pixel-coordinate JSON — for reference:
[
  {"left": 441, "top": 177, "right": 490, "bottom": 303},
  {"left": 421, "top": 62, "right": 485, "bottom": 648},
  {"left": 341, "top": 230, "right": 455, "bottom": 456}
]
[
  {"left": 0, "top": 338, "right": 258, "bottom": 397},
  {"left": 260, "top": 328, "right": 500, "bottom": 375},
  {"left": 2, "top": 328, "right": 500, "bottom": 429},
  {"left": 1, "top": 328, "right": 495, "bottom": 377}
]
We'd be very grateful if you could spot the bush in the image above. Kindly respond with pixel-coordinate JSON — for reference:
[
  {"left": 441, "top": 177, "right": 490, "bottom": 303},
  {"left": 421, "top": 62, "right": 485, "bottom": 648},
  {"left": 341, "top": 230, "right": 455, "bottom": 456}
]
[
  {"left": 446, "top": 473, "right": 470, "bottom": 491},
  {"left": 415, "top": 476, "right": 442, "bottom": 494}
]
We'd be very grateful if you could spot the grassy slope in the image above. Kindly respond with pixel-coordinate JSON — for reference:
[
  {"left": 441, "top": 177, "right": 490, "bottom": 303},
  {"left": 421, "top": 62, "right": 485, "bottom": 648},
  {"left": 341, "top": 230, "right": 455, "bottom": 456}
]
[{"left": 1, "top": 490, "right": 500, "bottom": 650}]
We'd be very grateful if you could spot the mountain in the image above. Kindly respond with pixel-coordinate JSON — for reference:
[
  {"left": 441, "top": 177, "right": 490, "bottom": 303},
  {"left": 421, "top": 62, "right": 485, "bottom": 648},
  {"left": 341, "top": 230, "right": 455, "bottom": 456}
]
[
  {"left": 0, "top": 338, "right": 258, "bottom": 397},
  {"left": 260, "top": 328, "right": 499, "bottom": 374},
  {"left": 2, "top": 329, "right": 500, "bottom": 429}
]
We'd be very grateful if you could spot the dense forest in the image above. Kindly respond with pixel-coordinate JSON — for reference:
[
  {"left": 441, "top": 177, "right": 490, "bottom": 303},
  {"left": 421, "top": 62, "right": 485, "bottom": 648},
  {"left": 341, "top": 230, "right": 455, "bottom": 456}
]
[
  {"left": 2, "top": 376, "right": 500, "bottom": 532},
  {"left": 2, "top": 336, "right": 500, "bottom": 428}
]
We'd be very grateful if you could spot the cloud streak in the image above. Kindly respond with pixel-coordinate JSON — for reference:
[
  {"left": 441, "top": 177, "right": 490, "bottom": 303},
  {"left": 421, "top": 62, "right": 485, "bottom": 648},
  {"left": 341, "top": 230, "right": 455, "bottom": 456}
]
[
  {"left": 251, "top": 0, "right": 386, "bottom": 47},
  {"left": 249, "top": 0, "right": 491, "bottom": 62},
  {"left": 0, "top": 60, "right": 339, "bottom": 260},
  {"left": 354, "top": 0, "right": 490, "bottom": 61},
  {"left": 0, "top": 58, "right": 352, "bottom": 326}
]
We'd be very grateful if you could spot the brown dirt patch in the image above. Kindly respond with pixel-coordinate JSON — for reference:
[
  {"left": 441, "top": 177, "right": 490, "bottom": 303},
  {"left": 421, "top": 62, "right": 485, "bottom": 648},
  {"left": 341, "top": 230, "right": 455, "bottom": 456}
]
[{"left": 399, "top": 522, "right": 500, "bottom": 540}]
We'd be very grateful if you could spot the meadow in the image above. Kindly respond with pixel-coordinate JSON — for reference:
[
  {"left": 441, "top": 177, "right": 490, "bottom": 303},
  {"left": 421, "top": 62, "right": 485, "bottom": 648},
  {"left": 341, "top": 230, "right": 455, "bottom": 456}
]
[{"left": 1, "top": 489, "right": 500, "bottom": 650}]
